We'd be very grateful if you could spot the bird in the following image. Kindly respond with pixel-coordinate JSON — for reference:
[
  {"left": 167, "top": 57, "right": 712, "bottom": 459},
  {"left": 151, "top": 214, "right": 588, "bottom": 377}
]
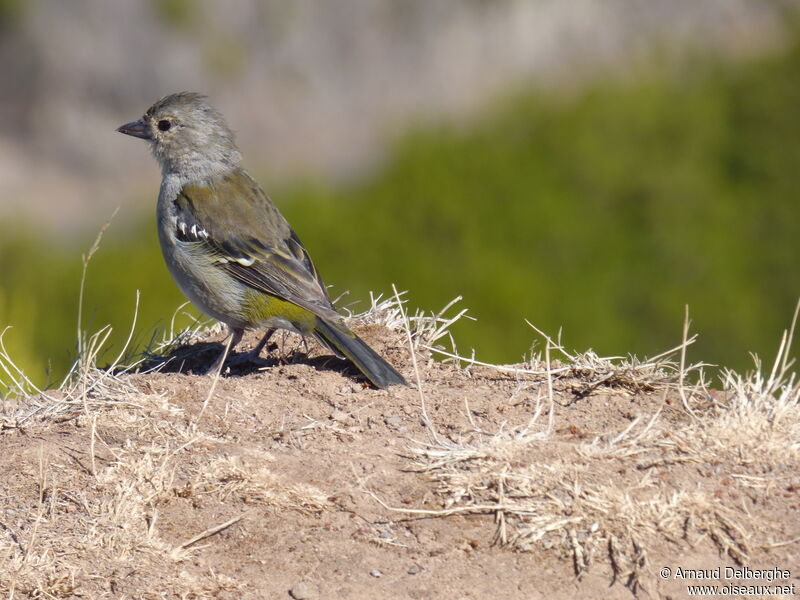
[{"left": 117, "top": 92, "right": 406, "bottom": 388}]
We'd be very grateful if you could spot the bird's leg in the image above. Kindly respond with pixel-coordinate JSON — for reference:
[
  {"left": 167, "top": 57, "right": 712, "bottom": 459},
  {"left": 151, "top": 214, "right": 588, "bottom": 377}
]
[
  {"left": 287, "top": 335, "right": 310, "bottom": 364},
  {"left": 247, "top": 328, "right": 276, "bottom": 360},
  {"left": 204, "top": 326, "right": 243, "bottom": 375}
]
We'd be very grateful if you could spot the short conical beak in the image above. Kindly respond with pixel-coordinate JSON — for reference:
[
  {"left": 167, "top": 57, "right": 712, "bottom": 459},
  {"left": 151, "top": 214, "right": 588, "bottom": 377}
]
[{"left": 116, "top": 119, "right": 151, "bottom": 140}]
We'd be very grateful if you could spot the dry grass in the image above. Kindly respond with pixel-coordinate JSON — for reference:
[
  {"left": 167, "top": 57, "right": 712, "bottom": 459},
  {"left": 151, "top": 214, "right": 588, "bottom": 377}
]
[
  {"left": 0, "top": 387, "right": 335, "bottom": 598},
  {"left": 201, "top": 453, "right": 330, "bottom": 514},
  {"left": 0, "top": 409, "right": 193, "bottom": 597},
  {"left": 1, "top": 276, "right": 799, "bottom": 596},
  {"left": 370, "top": 307, "right": 800, "bottom": 595},
  {"left": 0, "top": 235, "right": 349, "bottom": 596},
  {"left": 0, "top": 281, "right": 474, "bottom": 597}
]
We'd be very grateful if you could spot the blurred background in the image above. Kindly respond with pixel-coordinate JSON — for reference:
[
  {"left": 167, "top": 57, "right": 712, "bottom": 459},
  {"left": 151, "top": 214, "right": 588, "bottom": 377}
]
[{"left": 1, "top": 0, "right": 800, "bottom": 389}]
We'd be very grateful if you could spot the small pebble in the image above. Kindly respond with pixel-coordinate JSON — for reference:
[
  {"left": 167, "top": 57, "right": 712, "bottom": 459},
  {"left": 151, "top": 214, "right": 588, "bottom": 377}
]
[
  {"left": 384, "top": 415, "right": 403, "bottom": 426},
  {"left": 379, "top": 530, "right": 392, "bottom": 538},
  {"left": 330, "top": 409, "right": 349, "bottom": 423},
  {"left": 370, "top": 569, "right": 382, "bottom": 578},
  {"left": 408, "top": 565, "right": 420, "bottom": 575},
  {"left": 289, "top": 581, "right": 314, "bottom": 599}
]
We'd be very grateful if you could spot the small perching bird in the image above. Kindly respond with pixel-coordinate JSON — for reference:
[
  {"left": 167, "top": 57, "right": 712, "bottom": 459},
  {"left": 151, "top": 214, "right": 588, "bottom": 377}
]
[{"left": 117, "top": 92, "right": 406, "bottom": 388}]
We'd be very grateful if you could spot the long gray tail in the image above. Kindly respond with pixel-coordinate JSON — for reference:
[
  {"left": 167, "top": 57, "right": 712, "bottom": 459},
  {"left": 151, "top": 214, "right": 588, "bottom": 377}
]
[{"left": 314, "top": 318, "right": 407, "bottom": 389}]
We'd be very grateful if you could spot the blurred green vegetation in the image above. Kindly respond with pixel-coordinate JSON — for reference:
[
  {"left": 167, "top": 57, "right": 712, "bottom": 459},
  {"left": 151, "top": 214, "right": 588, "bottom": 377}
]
[
  {"left": 0, "top": 0, "right": 25, "bottom": 29},
  {"left": 150, "top": 0, "right": 197, "bottom": 30},
  {"left": 3, "top": 33, "right": 800, "bottom": 391}
]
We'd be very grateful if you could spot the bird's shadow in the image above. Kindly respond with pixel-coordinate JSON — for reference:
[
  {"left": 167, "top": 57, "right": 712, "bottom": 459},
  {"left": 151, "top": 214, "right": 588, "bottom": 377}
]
[{"left": 140, "top": 340, "right": 364, "bottom": 381}]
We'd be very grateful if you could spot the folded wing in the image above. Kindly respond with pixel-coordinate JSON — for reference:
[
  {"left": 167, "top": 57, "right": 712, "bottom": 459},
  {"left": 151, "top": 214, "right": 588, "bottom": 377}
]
[{"left": 173, "top": 168, "right": 340, "bottom": 321}]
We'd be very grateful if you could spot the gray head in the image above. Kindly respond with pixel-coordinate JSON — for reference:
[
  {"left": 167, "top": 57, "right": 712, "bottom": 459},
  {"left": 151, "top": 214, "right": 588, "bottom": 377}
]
[{"left": 117, "top": 92, "right": 242, "bottom": 178}]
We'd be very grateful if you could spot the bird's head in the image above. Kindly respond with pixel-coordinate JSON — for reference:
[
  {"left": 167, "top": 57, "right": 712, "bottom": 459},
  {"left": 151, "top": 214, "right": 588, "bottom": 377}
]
[{"left": 117, "top": 92, "right": 242, "bottom": 178}]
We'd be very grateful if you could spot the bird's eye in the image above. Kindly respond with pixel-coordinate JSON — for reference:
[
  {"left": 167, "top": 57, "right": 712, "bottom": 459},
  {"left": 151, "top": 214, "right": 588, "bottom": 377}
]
[{"left": 157, "top": 119, "right": 172, "bottom": 132}]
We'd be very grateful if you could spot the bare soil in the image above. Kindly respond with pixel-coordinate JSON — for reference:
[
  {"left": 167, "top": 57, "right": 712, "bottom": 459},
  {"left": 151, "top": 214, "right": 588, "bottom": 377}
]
[{"left": 0, "top": 323, "right": 798, "bottom": 599}]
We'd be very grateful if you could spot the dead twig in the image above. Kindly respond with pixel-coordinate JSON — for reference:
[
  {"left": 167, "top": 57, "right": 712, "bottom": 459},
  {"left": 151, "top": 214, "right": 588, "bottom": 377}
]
[{"left": 175, "top": 513, "right": 246, "bottom": 551}]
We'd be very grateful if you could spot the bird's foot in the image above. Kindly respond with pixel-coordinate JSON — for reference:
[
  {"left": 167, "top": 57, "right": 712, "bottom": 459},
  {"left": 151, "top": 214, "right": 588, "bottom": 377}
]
[{"left": 202, "top": 328, "right": 276, "bottom": 375}]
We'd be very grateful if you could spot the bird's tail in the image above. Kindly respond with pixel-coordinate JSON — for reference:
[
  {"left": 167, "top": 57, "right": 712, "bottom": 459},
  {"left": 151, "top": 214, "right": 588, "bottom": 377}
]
[{"left": 314, "top": 317, "right": 407, "bottom": 389}]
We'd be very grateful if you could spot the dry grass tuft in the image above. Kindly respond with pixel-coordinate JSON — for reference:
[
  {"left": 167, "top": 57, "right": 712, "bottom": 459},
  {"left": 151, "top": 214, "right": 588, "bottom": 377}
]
[
  {"left": 346, "top": 290, "right": 471, "bottom": 354},
  {"left": 0, "top": 391, "right": 331, "bottom": 597},
  {"left": 376, "top": 309, "right": 800, "bottom": 594},
  {"left": 0, "top": 218, "right": 159, "bottom": 425},
  {"left": 201, "top": 453, "right": 330, "bottom": 514},
  {"left": 0, "top": 284, "right": 342, "bottom": 598},
  {"left": 0, "top": 426, "right": 194, "bottom": 596},
  {"left": 404, "top": 428, "right": 752, "bottom": 594}
]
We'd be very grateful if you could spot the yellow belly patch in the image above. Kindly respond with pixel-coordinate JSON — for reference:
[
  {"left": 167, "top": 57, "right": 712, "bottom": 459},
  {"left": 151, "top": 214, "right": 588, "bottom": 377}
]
[{"left": 242, "top": 290, "right": 316, "bottom": 331}]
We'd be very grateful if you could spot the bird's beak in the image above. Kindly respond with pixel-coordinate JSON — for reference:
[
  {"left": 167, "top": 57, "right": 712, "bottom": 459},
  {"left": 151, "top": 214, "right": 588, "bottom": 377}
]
[{"left": 116, "top": 119, "right": 152, "bottom": 140}]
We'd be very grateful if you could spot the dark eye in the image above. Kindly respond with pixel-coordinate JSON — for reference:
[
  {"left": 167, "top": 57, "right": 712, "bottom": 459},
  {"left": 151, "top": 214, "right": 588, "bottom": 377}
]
[{"left": 157, "top": 119, "right": 172, "bottom": 132}]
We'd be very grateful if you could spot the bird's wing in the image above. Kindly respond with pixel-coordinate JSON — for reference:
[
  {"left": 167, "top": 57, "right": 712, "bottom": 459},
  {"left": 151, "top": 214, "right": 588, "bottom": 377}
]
[{"left": 173, "top": 168, "right": 339, "bottom": 320}]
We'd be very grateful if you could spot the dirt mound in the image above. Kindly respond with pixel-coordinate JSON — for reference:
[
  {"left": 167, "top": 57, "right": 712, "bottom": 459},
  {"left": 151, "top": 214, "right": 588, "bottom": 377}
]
[{"left": 0, "top": 302, "right": 798, "bottom": 599}]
